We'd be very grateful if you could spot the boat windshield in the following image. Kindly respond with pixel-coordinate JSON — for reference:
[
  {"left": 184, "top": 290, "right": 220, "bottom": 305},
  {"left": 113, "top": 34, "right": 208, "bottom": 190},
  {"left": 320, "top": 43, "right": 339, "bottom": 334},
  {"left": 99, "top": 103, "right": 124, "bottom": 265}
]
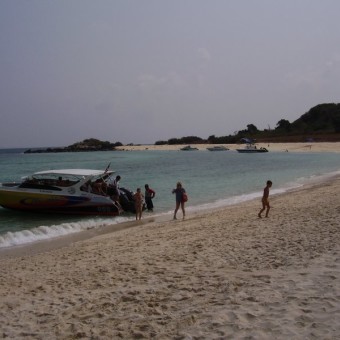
[{"left": 22, "top": 173, "right": 82, "bottom": 188}]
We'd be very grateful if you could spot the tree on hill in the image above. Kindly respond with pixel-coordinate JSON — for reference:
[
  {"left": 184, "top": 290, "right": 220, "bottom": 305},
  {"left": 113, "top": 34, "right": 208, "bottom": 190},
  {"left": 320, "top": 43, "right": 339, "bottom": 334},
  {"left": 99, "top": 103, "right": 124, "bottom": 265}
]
[
  {"left": 290, "top": 103, "right": 340, "bottom": 133},
  {"left": 153, "top": 103, "right": 340, "bottom": 145},
  {"left": 167, "top": 136, "right": 205, "bottom": 145},
  {"left": 66, "top": 138, "right": 119, "bottom": 151},
  {"left": 275, "top": 119, "right": 291, "bottom": 132}
]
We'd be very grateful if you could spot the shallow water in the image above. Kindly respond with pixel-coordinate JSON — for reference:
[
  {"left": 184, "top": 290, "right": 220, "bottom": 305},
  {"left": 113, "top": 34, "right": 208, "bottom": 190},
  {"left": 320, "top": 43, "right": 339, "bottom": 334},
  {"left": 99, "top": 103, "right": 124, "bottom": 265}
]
[{"left": 1, "top": 148, "right": 340, "bottom": 248}]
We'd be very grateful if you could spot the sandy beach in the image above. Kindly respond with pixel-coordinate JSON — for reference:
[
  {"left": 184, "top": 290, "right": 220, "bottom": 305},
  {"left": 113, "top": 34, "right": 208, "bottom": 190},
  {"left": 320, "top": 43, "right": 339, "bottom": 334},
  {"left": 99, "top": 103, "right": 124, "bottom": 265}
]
[
  {"left": 0, "top": 167, "right": 339, "bottom": 338},
  {"left": 117, "top": 141, "right": 340, "bottom": 153}
]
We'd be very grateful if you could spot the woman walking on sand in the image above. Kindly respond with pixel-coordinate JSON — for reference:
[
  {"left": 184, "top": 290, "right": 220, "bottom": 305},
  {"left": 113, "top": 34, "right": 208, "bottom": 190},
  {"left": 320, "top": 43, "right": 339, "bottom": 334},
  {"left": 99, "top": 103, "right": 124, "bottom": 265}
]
[{"left": 172, "top": 181, "right": 187, "bottom": 220}]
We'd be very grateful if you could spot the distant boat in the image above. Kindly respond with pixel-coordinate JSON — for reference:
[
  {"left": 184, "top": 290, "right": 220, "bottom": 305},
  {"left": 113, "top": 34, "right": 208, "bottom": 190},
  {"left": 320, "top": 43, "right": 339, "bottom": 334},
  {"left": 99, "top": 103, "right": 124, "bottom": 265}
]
[
  {"left": 207, "top": 146, "right": 229, "bottom": 151},
  {"left": 236, "top": 144, "right": 268, "bottom": 153},
  {"left": 180, "top": 145, "right": 198, "bottom": 151}
]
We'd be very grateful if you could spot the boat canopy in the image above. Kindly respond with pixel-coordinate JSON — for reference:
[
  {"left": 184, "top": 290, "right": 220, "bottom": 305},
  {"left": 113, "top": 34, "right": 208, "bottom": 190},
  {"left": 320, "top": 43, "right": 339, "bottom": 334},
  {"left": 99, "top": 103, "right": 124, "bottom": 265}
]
[
  {"left": 32, "top": 169, "right": 115, "bottom": 177},
  {"left": 240, "top": 138, "right": 256, "bottom": 144}
]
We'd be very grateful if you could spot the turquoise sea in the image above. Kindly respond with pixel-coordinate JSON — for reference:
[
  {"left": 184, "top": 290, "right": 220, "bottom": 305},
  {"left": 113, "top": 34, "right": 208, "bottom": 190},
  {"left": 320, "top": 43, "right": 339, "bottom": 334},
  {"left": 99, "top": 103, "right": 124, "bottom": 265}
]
[{"left": 0, "top": 148, "right": 340, "bottom": 249}]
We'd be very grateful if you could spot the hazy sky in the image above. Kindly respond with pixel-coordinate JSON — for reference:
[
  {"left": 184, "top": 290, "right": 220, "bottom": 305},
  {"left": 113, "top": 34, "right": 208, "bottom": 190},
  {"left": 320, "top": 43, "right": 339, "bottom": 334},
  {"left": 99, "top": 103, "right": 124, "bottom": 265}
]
[{"left": 1, "top": 0, "right": 340, "bottom": 148}]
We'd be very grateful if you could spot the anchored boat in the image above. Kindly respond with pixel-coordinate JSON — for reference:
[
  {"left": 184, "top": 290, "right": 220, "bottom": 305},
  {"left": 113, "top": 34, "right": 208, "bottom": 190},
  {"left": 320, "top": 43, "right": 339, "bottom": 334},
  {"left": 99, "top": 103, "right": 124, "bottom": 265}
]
[
  {"left": 236, "top": 144, "right": 268, "bottom": 153},
  {"left": 180, "top": 145, "right": 199, "bottom": 151},
  {"left": 236, "top": 138, "right": 268, "bottom": 153},
  {"left": 207, "top": 146, "right": 229, "bottom": 151},
  {"left": 0, "top": 169, "right": 133, "bottom": 216}
]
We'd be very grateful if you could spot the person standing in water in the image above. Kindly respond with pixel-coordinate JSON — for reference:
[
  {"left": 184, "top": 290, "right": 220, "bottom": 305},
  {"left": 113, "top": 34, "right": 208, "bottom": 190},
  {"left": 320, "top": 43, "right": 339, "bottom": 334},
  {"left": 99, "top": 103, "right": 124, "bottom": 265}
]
[
  {"left": 144, "top": 184, "right": 155, "bottom": 211},
  {"left": 108, "top": 175, "right": 121, "bottom": 202},
  {"left": 133, "top": 188, "right": 144, "bottom": 220},
  {"left": 258, "top": 180, "right": 272, "bottom": 218},
  {"left": 172, "top": 181, "right": 186, "bottom": 220}
]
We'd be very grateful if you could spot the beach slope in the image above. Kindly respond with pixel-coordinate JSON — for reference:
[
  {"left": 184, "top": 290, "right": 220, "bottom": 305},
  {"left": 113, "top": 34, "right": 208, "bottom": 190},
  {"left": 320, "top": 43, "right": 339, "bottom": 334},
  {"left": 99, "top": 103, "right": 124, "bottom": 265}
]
[{"left": 0, "top": 177, "right": 340, "bottom": 338}]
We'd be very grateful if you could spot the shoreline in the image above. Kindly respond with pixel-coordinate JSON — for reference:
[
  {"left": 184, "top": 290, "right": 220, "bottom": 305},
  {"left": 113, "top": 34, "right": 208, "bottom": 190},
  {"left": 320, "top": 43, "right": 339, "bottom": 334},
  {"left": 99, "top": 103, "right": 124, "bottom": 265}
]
[
  {"left": 1, "top": 174, "right": 339, "bottom": 338},
  {"left": 1, "top": 171, "right": 335, "bottom": 259},
  {"left": 116, "top": 141, "right": 340, "bottom": 152}
]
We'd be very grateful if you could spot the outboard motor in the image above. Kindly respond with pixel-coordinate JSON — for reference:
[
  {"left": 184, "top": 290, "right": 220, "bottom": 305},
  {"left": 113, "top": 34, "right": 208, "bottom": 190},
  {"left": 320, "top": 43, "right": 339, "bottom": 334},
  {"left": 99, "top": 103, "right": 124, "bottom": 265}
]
[
  {"left": 119, "top": 187, "right": 137, "bottom": 213},
  {"left": 119, "top": 187, "right": 146, "bottom": 213}
]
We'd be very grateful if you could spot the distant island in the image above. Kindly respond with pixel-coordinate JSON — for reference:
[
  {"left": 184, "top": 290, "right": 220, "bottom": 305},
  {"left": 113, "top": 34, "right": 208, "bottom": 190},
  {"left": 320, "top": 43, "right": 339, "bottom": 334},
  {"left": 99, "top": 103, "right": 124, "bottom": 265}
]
[
  {"left": 25, "top": 103, "right": 340, "bottom": 153},
  {"left": 24, "top": 139, "right": 123, "bottom": 154}
]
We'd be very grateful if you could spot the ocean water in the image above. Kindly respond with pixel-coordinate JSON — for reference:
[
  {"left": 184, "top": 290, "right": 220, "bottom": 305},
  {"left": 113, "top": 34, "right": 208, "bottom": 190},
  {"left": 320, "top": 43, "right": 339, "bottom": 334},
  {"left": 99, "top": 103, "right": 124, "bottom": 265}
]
[{"left": 0, "top": 148, "right": 340, "bottom": 249}]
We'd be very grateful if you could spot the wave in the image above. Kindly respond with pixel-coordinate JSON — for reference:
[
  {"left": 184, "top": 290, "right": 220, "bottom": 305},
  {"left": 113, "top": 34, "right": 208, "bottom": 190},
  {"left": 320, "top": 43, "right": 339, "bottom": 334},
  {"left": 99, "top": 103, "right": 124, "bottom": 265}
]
[{"left": 0, "top": 215, "right": 134, "bottom": 249}]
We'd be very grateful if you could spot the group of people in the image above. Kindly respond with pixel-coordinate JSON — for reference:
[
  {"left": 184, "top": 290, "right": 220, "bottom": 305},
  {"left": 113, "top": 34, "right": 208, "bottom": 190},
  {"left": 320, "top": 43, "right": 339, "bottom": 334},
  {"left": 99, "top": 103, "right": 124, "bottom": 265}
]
[
  {"left": 80, "top": 176, "right": 120, "bottom": 197},
  {"left": 132, "top": 184, "right": 156, "bottom": 220},
  {"left": 133, "top": 181, "right": 188, "bottom": 221},
  {"left": 85, "top": 173, "right": 272, "bottom": 220},
  {"left": 111, "top": 176, "right": 188, "bottom": 221},
  {"left": 105, "top": 175, "right": 154, "bottom": 220},
  {"left": 111, "top": 176, "right": 272, "bottom": 221}
]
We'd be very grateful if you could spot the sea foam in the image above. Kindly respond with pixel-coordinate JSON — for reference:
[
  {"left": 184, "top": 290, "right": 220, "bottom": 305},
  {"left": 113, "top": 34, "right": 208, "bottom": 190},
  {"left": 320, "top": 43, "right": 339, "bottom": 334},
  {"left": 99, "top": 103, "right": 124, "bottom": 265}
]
[{"left": 0, "top": 216, "right": 134, "bottom": 248}]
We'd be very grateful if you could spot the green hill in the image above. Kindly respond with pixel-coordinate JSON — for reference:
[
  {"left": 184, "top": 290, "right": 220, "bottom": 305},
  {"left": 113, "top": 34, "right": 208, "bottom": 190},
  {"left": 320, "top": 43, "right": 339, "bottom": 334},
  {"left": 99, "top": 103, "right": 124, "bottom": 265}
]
[
  {"left": 263, "top": 103, "right": 340, "bottom": 142},
  {"left": 156, "top": 103, "right": 340, "bottom": 145},
  {"left": 290, "top": 103, "right": 340, "bottom": 133}
]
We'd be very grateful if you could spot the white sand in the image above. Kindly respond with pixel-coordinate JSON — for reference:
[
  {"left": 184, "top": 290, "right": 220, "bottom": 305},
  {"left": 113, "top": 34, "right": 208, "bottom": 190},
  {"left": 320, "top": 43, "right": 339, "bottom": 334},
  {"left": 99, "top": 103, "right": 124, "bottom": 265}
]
[
  {"left": 0, "top": 173, "right": 339, "bottom": 338},
  {"left": 117, "top": 141, "right": 340, "bottom": 153}
]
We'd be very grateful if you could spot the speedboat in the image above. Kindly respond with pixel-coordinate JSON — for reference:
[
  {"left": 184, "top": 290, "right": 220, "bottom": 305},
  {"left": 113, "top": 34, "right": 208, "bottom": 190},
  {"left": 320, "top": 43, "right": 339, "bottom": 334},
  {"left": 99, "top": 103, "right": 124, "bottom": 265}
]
[
  {"left": 0, "top": 169, "right": 126, "bottom": 216},
  {"left": 236, "top": 144, "right": 268, "bottom": 153},
  {"left": 207, "top": 145, "right": 229, "bottom": 151},
  {"left": 180, "top": 145, "right": 198, "bottom": 151}
]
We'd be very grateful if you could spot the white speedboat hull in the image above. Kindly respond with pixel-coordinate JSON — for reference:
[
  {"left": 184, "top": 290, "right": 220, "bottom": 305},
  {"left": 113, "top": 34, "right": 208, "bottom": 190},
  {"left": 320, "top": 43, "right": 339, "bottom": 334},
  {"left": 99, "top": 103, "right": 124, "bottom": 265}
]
[{"left": 0, "top": 169, "right": 122, "bottom": 216}]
